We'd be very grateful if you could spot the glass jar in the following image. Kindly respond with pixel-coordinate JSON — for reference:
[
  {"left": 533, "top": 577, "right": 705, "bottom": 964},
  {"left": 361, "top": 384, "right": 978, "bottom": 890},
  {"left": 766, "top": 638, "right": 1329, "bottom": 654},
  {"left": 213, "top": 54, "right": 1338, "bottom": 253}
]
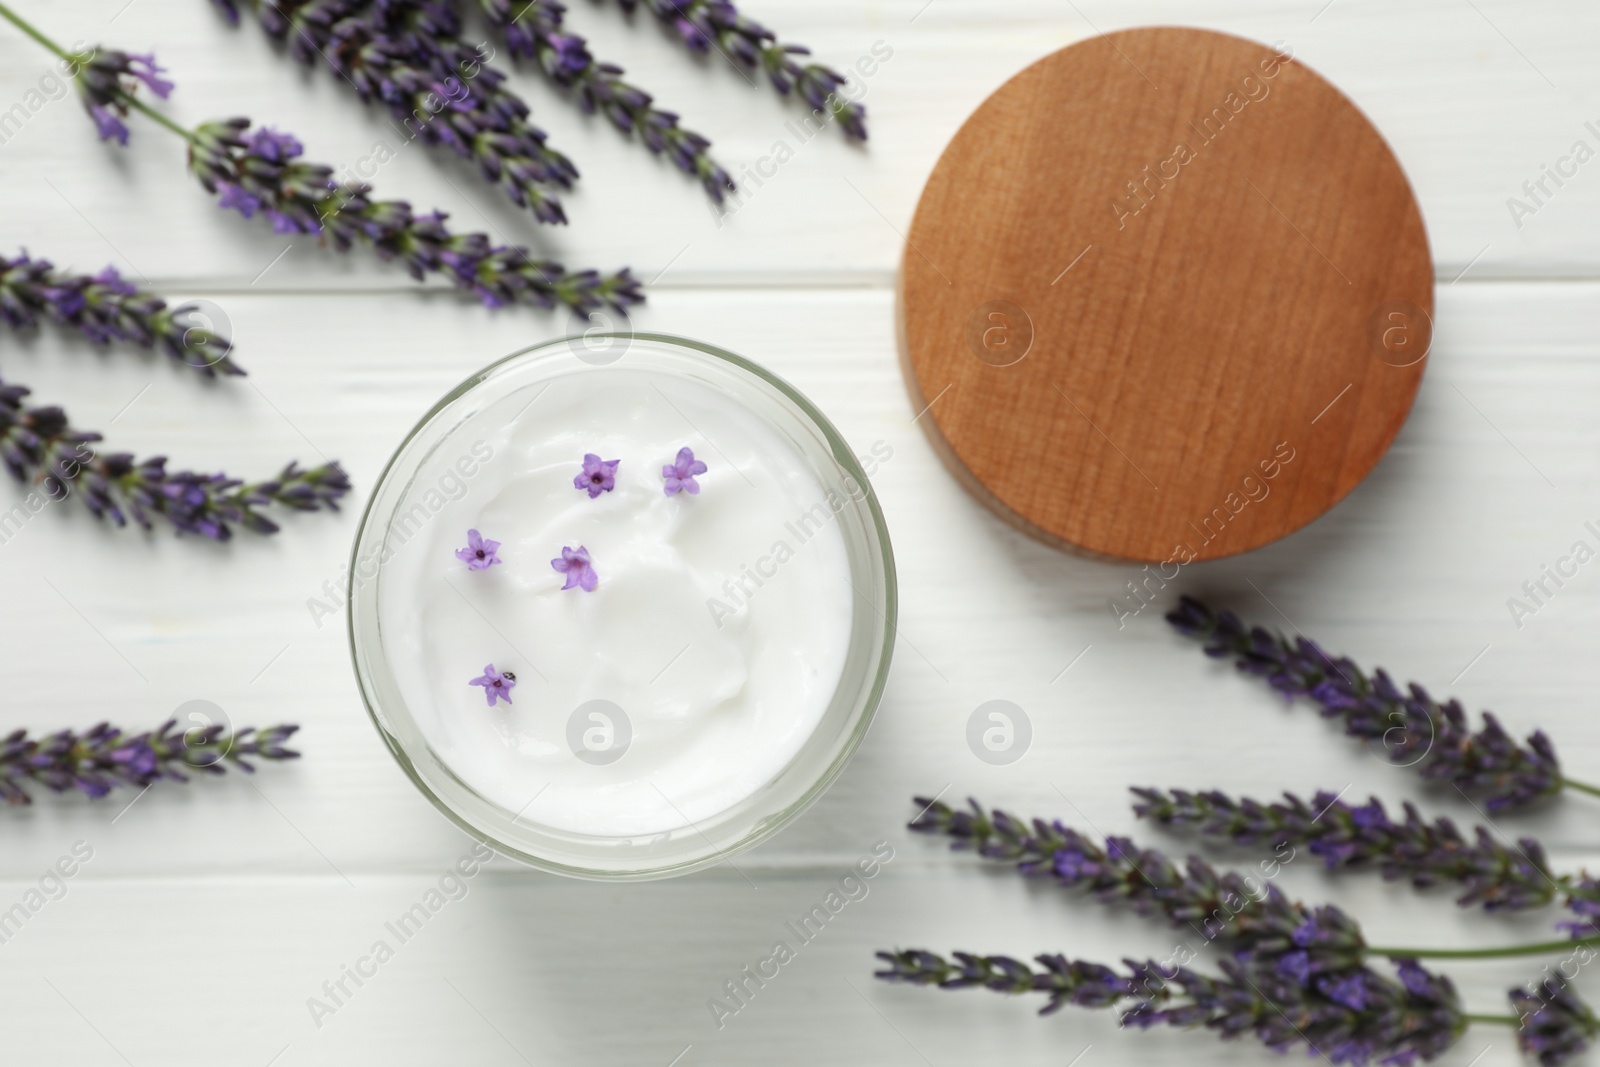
[{"left": 347, "top": 333, "right": 896, "bottom": 880}]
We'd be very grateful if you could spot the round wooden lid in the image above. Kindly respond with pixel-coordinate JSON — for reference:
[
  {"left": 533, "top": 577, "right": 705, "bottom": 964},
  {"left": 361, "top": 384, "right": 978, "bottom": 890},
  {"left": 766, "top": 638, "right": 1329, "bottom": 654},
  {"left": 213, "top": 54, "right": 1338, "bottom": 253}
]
[{"left": 898, "top": 27, "right": 1432, "bottom": 563}]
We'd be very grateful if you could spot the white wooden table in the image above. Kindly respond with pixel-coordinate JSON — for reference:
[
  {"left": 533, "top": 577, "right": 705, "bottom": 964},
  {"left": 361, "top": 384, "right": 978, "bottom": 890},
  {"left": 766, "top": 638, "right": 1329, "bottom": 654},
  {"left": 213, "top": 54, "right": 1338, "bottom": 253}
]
[{"left": 3, "top": 2, "right": 1599, "bottom": 1063}]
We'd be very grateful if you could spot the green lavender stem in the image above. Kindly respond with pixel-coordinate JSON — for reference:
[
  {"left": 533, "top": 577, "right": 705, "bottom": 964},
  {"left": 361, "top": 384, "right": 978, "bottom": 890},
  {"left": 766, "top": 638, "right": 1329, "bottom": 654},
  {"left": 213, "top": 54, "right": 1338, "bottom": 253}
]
[
  {"left": 1371, "top": 937, "right": 1600, "bottom": 962},
  {"left": 0, "top": 2, "right": 194, "bottom": 142},
  {"left": 0, "top": 2, "right": 63, "bottom": 58}
]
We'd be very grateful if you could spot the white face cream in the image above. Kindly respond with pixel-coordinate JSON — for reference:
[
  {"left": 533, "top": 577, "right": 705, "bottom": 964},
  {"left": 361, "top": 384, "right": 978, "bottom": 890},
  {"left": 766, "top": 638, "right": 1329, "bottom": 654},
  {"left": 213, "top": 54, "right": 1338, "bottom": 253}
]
[{"left": 377, "top": 366, "right": 856, "bottom": 839}]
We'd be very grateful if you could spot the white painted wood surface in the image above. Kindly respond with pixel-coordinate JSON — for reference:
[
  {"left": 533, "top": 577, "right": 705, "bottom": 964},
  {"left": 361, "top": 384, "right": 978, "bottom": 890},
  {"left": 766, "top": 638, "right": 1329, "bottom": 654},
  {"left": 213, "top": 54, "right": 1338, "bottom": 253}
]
[{"left": 2, "top": 1, "right": 1599, "bottom": 1064}]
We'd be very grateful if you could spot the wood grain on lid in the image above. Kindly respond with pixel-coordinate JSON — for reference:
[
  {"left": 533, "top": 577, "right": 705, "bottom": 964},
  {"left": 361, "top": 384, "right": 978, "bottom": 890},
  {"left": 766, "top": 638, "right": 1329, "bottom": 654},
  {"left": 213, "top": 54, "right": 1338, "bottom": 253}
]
[{"left": 898, "top": 27, "right": 1433, "bottom": 563}]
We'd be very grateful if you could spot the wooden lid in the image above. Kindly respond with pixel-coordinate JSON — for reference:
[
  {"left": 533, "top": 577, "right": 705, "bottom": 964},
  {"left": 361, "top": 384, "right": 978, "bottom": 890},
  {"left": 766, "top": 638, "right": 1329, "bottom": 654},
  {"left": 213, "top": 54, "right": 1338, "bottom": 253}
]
[{"left": 898, "top": 27, "right": 1432, "bottom": 563}]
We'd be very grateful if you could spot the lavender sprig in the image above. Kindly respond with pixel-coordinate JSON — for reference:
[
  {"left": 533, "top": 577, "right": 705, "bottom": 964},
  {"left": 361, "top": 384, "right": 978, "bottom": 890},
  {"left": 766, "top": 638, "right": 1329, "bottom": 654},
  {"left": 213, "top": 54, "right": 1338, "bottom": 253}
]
[
  {"left": 474, "top": 0, "right": 734, "bottom": 201},
  {"left": 73, "top": 46, "right": 173, "bottom": 144},
  {"left": 1167, "top": 596, "right": 1573, "bottom": 811},
  {"left": 912, "top": 797, "right": 1366, "bottom": 977},
  {"left": 0, "top": 8, "right": 642, "bottom": 311},
  {"left": 1134, "top": 787, "right": 1600, "bottom": 943},
  {"left": 912, "top": 796, "right": 1600, "bottom": 964},
  {"left": 1132, "top": 787, "right": 1598, "bottom": 915},
  {"left": 0, "top": 720, "right": 299, "bottom": 804},
  {"left": 0, "top": 373, "right": 349, "bottom": 539},
  {"left": 215, "top": 0, "right": 577, "bottom": 222},
  {"left": 188, "top": 119, "right": 639, "bottom": 311},
  {"left": 875, "top": 950, "right": 1472, "bottom": 1065},
  {"left": 0, "top": 250, "right": 240, "bottom": 376},
  {"left": 608, "top": 0, "right": 867, "bottom": 139}
]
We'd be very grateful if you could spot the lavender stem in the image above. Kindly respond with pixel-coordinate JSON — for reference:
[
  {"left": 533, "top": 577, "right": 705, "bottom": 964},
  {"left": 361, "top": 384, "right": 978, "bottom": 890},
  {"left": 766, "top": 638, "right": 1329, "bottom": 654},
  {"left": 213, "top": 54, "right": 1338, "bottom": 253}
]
[
  {"left": 1370, "top": 937, "right": 1600, "bottom": 962},
  {"left": 108, "top": 81, "right": 196, "bottom": 141},
  {"left": 0, "top": 2, "right": 64, "bottom": 59},
  {"left": 0, "top": 7, "right": 187, "bottom": 143}
]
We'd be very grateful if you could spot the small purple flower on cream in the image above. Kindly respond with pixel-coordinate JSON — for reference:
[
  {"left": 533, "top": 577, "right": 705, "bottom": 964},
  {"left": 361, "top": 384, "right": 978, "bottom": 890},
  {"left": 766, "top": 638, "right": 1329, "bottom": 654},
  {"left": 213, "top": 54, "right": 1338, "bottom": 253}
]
[
  {"left": 469, "top": 664, "right": 517, "bottom": 707},
  {"left": 662, "top": 447, "right": 707, "bottom": 496},
  {"left": 455, "top": 529, "right": 502, "bottom": 571},
  {"left": 574, "top": 453, "right": 620, "bottom": 498},
  {"left": 552, "top": 545, "right": 598, "bottom": 591}
]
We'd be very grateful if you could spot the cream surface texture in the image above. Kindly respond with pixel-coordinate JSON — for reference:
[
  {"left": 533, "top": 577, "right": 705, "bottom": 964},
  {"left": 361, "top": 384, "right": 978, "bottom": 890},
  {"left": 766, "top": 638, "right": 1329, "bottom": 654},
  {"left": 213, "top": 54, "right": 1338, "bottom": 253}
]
[{"left": 378, "top": 368, "right": 854, "bottom": 837}]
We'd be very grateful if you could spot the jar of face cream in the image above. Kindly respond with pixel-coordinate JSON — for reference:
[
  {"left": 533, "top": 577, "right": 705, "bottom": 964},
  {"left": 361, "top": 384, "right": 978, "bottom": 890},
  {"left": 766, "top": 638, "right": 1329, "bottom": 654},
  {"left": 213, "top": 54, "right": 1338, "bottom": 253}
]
[{"left": 348, "top": 334, "right": 896, "bottom": 879}]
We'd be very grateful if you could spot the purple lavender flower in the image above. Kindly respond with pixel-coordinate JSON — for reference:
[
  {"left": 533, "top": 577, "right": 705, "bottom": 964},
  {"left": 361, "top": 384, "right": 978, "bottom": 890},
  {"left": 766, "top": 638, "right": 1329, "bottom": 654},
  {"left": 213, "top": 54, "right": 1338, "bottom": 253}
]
[
  {"left": 0, "top": 251, "right": 240, "bottom": 376},
  {"left": 1133, "top": 787, "right": 1566, "bottom": 913},
  {"left": 1278, "top": 948, "right": 1313, "bottom": 986},
  {"left": 1513, "top": 981, "right": 1600, "bottom": 1066},
  {"left": 607, "top": 0, "right": 867, "bottom": 140},
  {"left": 1135, "top": 787, "right": 1600, "bottom": 943},
  {"left": 1321, "top": 971, "right": 1369, "bottom": 1011},
  {"left": 455, "top": 528, "right": 502, "bottom": 570},
  {"left": 1561, "top": 876, "right": 1600, "bottom": 938},
  {"left": 916, "top": 793, "right": 1600, "bottom": 969},
  {"left": 574, "top": 454, "right": 620, "bottom": 498},
  {"left": 125, "top": 53, "right": 173, "bottom": 96},
  {"left": 9, "top": 18, "right": 641, "bottom": 314},
  {"left": 910, "top": 796, "right": 1366, "bottom": 975},
  {"left": 473, "top": 0, "right": 735, "bottom": 201},
  {"left": 875, "top": 949, "right": 1468, "bottom": 1064},
  {"left": 215, "top": 0, "right": 577, "bottom": 222},
  {"left": 188, "top": 117, "right": 640, "bottom": 313},
  {"left": 0, "top": 373, "right": 348, "bottom": 539},
  {"left": 552, "top": 544, "right": 597, "bottom": 591},
  {"left": 0, "top": 719, "right": 298, "bottom": 805},
  {"left": 1166, "top": 596, "right": 1567, "bottom": 811},
  {"left": 662, "top": 446, "right": 706, "bottom": 496},
  {"left": 469, "top": 663, "right": 517, "bottom": 706},
  {"left": 72, "top": 47, "right": 173, "bottom": 145}
]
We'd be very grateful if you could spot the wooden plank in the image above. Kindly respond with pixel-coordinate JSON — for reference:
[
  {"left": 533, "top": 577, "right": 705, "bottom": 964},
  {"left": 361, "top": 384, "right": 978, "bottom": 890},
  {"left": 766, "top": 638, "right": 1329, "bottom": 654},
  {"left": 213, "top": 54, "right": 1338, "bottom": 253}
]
[
  {"left": 0, "top": 1, "right": 1597, "bottom": 288},
  {"left": 2, "top": 280, "right": 1599, "bottom": 883},
  {"left": 1, "top": 4, "right": 1598, "bottom": 1062},
  {"left": 0, "top": 863, "right": 1571, "bottom": 1065}
]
